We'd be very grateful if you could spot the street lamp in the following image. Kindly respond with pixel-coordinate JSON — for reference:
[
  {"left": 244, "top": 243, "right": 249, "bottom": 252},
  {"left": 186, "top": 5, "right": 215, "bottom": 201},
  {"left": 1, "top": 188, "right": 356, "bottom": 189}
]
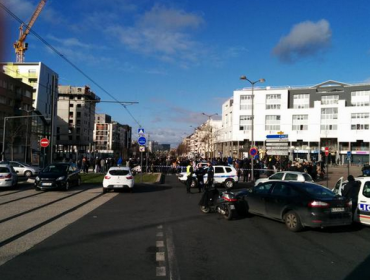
[
  {"left": 240, "top": 75, "right": 265, "bottom": 182},
  {"left": 19, "top": 108, "right": 34, "bottom": 163},
  {"left": 202, "top": 112, "right": 218, "bottom": 158}
]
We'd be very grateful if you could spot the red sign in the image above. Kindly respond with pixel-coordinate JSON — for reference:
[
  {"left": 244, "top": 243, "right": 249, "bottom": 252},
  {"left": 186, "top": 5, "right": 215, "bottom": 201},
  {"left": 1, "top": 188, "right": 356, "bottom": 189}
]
[
  {"left": 40, "top": 138, "right": 50, "bottom": 148},
  {"left": 325, "top": 147, "right": 329, "bottom": 157},
  {"left": 250, "top": 147, "right": 258, "bottom": 156}
]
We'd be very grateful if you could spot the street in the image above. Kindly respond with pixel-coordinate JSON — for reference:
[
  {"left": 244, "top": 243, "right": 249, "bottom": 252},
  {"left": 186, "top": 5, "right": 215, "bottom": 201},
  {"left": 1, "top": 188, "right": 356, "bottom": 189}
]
[{"left": 0, "top": 169, "right": 369, "bottom": 280}]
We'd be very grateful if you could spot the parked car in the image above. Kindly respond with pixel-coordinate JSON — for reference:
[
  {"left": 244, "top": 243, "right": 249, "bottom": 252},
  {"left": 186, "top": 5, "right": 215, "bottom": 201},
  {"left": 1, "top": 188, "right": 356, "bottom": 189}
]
[
  {"left": 102, "top": 166, "right": 134, "bottom": 193},
  {"left": 254, "top": 171, "right": 313, "bottom": 186},
  {"left": 0, "top": 164, "right": 18, "bottom": 188},
  {"left": 333, "top": 176, "right": 370, "bottom": 226},
  {"left": 177, "top": 165, "right": 238, "bottom": 189},
  {"left": 0, "top": 161, "right": 40, "bottom": 177},
  {"left": 34, "top": 163, "right": 81, "bottom": 191},
  {"left": 131, "top": 165, "right": 142, "bottom": 175},
  {"left": 243, "top": 181, "right": 352, "bottom": 232}
]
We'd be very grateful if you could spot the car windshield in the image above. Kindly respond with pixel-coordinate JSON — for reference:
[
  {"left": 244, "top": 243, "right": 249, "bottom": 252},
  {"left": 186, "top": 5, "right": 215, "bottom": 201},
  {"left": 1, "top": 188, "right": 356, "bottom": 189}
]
[
  {"left": 298, "top": 183, "right": 336, "bottom": 198},
  {"left": 0, "top": 167, "right": 10, "bottom": 173},
  {"left": 109, "top": 170, "right": 130, "bottom": 176},
  {"left": 43, "top": 165, "right": 68, "bottom": 173}
]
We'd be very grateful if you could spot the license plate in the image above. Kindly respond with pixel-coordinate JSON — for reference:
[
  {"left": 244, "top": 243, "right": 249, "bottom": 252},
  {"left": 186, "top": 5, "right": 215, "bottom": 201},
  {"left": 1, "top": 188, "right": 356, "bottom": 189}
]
[
  {"left": 230, "top": 205, "right": 235, "bottom": 210},
  {"left": 42, "top": 183, "right": 52, "bottom": 186},
  {"left": 115, "top": 185, "right": 123, "bottom": 188},
  {"left": 331, "top": 207, "right": 345, "bottom": 212}
]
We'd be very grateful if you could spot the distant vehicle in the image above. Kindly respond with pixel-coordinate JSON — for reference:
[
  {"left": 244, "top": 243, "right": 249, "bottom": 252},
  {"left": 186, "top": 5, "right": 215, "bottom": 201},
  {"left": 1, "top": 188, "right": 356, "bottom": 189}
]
[
  {"left": 243, "top": 181, "right": 352, "bottom": 232},
  {"left": 333, "top": 176, "right": 370, "bottom": 226},
  {"left": 177, "top": 165, "right": 238, "bottom": 189},
  {"left": 34, "top": 163, "right": 81, "bottom": 191},
  {"left": 102, "top": 166, "right": 134, "bottom": 193},
  {"left": 254, "top": 171, "right": 313, "bottom": 186},
  {"left": 0, "top": 161, "right": 40, "bottom": 177},
  {"left": 0, "top": 164, "right": 18, "bottom": 188},
  {"left": 131, "top": 165, "right": 142, "bottom": 175}
]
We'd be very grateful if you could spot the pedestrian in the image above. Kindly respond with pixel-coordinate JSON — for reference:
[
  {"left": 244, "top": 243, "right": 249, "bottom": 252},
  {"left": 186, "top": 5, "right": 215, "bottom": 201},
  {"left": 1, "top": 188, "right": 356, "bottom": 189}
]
[
  {"left": 100, "top": 158, "right": 106, "bottom": 173},
  {"left": 117, "top": 157, "right": 123, "bottom": 167},
  {"left": 195, "top": 163, "right": 205, "bottom": 193},
  {"left": 206, "top": 161, "right": 214, "bottom": 189},
  {"left": 186, "top": 160, "right": 194, "bottom": 194},
  {"left": 342, "top": 175, "right": 360, "bottom": 217}
]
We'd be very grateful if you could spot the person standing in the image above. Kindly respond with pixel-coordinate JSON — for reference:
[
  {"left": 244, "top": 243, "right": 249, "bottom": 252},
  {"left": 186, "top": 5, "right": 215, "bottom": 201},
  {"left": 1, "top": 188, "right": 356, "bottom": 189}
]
[
  {"left": 100, "top": 158, "right": 106, "bottom": 173},
  {"left": 206, "top": 162, "right": 214, "bottom": 189},
  {"left": 342, "top": 175, "right": 360, "bottom": 217},
  {"left": 186, "top": 161, "right": 194, "bottom": 194},
  {"left": 195, "top": 163, "right": 205, "bottom": 193}
]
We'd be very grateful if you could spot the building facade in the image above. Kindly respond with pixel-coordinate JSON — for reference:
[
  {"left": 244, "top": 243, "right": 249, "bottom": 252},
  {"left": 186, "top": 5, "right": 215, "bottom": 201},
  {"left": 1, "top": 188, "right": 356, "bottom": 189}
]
[
  {"left": 56, "top": 85, "right": 100, "bottom": 161},
  {"left": 216, "top": 80, "right": 370, "bottom": 164}
]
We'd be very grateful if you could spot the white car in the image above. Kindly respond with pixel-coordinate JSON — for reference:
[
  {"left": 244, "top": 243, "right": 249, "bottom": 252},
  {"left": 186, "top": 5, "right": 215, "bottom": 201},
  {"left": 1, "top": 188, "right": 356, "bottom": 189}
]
[
  {"left": 102, "top": 167, "right": 134, "bottom": 193},
  {"left": 177, "top": 165, "right": 238, "bottom": 189},
  {"left": 333, "top": 176, "right": 370, "bottom": 226},
  {"left": 254, "top": 171, "right": 313, "bottom": 186},
  {"left": 0, "top": 164, "right": 18, "bottom": 188},
  {"left": 6, "top": 161, "right": 40, "bottom": 177}
]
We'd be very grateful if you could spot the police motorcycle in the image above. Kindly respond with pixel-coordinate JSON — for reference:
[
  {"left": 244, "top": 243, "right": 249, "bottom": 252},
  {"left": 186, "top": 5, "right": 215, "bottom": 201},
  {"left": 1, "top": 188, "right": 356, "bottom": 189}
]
[{"left": 199, "top": 186, "right": 248, "bottom": 220}]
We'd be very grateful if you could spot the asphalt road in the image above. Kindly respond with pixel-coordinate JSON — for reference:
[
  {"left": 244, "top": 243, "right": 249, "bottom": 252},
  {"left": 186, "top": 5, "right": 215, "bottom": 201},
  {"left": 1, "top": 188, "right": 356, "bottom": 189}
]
[{"left": 0, "top": 172, "right": 370, "bottom": 280}]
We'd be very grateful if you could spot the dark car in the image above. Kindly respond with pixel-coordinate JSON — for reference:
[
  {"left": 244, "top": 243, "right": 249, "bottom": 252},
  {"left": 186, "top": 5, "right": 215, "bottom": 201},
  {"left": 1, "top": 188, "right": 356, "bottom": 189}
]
[
  {"left": 244, "top": 181, "right": 353, "bottom": 232},
  {"left": 34, "top": 163, "right": 81, "bottom": 191}
]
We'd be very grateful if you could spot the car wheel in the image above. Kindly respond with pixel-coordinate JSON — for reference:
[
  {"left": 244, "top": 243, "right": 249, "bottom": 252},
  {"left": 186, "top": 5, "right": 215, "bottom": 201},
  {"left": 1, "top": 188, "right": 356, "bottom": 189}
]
[
  {"left": 102, "top": 188, "right": 108, "bottom": 194},
  {"left": 284, "top": 211, "right": 303, "bottom": 232},
  {"left": 200, "top": 205, "right": 211, "bottom": 213},
  {"left": 223, "top": 204, "right": 234, "bottom": 220},
  {"left": 65, "top": 181, "right": 70, "bottom": 191},
  {"left": 224, "top": 179, "right": 234, "bottom": 189},
  {"left": 24, "top": 171, "right": 32, "bottom": 177}
]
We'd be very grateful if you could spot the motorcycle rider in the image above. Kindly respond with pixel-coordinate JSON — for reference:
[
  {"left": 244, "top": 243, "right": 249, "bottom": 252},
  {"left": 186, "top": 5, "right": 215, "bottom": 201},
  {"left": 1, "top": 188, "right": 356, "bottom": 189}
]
[{"left": 195, "top": 163, "right": 205, "bottom": 193}]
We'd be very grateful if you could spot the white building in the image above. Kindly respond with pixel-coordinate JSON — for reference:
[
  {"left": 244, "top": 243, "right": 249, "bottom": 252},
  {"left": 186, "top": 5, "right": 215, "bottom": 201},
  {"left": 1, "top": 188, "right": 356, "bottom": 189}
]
[{"left": 216, "top": 80, "right": 370, "bottom": 164}]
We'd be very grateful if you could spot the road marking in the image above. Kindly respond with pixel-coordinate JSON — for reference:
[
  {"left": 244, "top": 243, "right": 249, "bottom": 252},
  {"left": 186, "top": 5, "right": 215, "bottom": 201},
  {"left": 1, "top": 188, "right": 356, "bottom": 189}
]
[
  {"left": 166, "top": 226, "right": 181, "bottom": 280},
  {"left": 156, "top": 252, "right": 165, "bottom": 262},
  {"left": 156, "top": 232, "right": 164, "bottom": 237},
  {"left": 156, "top": 266, "right": 166, "bottom": 276},
  {"left": 156, "top": 225, "right": 166, "bottom": 277},
  {"left": 156, "top": 241, "right": 164, "bottom": 248}
]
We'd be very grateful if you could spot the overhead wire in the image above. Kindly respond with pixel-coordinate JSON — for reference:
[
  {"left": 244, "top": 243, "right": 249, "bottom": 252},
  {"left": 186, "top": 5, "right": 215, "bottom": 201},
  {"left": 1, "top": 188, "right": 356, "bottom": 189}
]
[{"left": 0, "top": 2, "right": 142, "bottom": 127}]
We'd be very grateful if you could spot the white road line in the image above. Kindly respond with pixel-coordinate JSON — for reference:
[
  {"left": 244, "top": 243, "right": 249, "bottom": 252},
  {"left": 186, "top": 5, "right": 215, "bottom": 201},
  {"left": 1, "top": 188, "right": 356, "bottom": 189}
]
[
  {"left": 156, "top": 252, "right": 165, "bottom": 262},
  {"left": 156, "top": 241, "right": 164, "bottom": 248},
  {"left": 156, "top": 231, "right": 164, "bottom": 237},
  {"left": 156, "top": 225, "right": 166, "bottom": 277},
  {"left": 156, "top": 266, "right": 166, "bottom": 277}
]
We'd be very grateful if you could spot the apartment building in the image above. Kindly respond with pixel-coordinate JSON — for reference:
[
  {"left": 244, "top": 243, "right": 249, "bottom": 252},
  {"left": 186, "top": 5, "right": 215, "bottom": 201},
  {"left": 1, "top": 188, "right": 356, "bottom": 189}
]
[
  {"left": 56, "top": 85, "right": 100, "bottom": 161},
  {"left": 217, "top": 80, "right": 370, "bottom": 164}
]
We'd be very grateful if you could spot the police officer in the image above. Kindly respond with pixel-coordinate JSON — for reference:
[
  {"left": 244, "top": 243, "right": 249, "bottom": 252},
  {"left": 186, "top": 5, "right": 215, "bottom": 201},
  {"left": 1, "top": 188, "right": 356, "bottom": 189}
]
[
  {"left": 342, "top": 175, "right": 360, "bottom": 216},
  {"left": 195, "top": 163, "right": 205, "bottom": 193},
  {"left": 206, "top": 162, "right": 214, "bottom": 189},
  {"left": 186, "top": 160, "right": 194, "bottom": 193}
]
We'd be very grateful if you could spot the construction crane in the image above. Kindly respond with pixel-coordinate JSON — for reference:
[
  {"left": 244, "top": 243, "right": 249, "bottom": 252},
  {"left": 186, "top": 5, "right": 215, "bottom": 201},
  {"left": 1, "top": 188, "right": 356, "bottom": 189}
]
[{"left": 13, "top": 0, "right": 47, "bottom": 63}]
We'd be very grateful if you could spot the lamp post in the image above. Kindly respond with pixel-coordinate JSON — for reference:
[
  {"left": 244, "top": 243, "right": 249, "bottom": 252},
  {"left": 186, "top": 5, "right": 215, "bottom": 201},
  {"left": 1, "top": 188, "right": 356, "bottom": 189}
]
[
  {"left": 19, "top": 108, "right": 34, "bottom": 163},
  {"left": 202, "top": 112, "right": 218, "bottom": 158},
  {"left": 240, "top": 75, "right": 265, "bottom": 182}
]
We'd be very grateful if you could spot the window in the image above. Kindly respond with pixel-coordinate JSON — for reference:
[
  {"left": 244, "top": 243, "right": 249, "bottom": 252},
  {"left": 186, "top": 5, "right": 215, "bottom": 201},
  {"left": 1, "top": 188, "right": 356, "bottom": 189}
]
[
  {"left": 266, "top": 94, "right": 281, "bottom": 110},
  {"left": 351, "top": 113, "right": 369, "bottom": 130},
  {"left": 292, "top": 115, "right": 308, "bottom": 130},
  {"left": 321, "top": 95, "right": 339, "bottom": 105},
  {"left": 69, "top": 104, "right": 74, "bottom": 108},
  {"left": 265, "top": 115, "right": 280, "bottom": 131},
  {"left": 254, "top": 183, "right": 273, "bottom": 194},
  {"left": 215, "top": 167, "right": 224, "bottom": 173},
  {"left": 285, "top": 173, "right": 298, "bottom": 180},
  {"left": 321, "top": 108, "right": 338, "bottom": 131},
  {"left": 240, "top": 115, "right": 252, "bottom": 131},
  {"left": 271, "top": 183, "right": 292, "bottom": 196},
  {"left": 293, "top": 94, "right": 309, "bottom": 109},
  {"left": 240, "top": 95, "right": 252, "bottom": 110},
  {"left": 270, "top": 173, "right": 284, "bottom": 180},
  {"left": 363, "top": 182, "right": 370, "bottom": 198},
  {"left": 351, "top": 91, "right": 370, "bottom": 106}
]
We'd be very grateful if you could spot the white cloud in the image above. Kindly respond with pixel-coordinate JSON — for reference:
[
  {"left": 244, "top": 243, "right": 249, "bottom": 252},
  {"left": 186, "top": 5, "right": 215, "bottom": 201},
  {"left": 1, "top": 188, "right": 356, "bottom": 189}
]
[
  {"left": 272, "top": 19, "right": 332, "bottom": 63},
  {"left": 108, "top": 4, "right": 205, "bottom": 66}
]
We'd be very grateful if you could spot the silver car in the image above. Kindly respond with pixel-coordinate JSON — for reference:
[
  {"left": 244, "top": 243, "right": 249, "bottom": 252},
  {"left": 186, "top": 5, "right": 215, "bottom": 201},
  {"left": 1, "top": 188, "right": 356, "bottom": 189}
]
[
  {"left": 255, "top": 171, "right": 313, "bottom": 186},
  {"left": 0, "top": 164, "right": 18, "bottom": 188},
  {"left": 6, "top": 161, "right": 40, "bottom": 177}
]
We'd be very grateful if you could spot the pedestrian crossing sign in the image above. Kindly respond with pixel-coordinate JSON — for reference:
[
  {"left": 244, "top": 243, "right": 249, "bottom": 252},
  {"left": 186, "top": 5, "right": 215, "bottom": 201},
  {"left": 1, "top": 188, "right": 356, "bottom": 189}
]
[{"left": 138, "top": 128, "right": 145, "bottom": 135}]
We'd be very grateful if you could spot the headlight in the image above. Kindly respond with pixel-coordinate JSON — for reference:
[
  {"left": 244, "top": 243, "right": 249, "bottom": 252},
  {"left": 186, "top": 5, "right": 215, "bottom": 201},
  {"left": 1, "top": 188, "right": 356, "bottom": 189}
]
[
  {"left": 56, "top": 176, "right": 66, "bottom": 181},
  {"left": 35, "top": 176, "right": 40, "bottom": 181}
]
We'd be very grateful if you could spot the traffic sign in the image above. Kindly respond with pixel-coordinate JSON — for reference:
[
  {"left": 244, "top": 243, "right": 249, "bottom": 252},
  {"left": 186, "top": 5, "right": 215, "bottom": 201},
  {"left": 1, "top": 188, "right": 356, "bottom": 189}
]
[
  {"left": 40, "top": 138, "right": 49, "bottom": 148},
  {"left": 138, "top": 128, "right": 145, "bottom": 135},
  {"left": 266, "top": 134, "right": 288, "bottom": 139},
  {"left": 139, "top": 145, "right": 145, "bottom": 152},
  {"left": 138, "top": 136, "right": 146, "bottom": 145},
  {"left": 249, "top": 147, "right": 258, "bottom": 156},
  {"left": 325, "top": 147, "right": 329, "bottom": 157}
]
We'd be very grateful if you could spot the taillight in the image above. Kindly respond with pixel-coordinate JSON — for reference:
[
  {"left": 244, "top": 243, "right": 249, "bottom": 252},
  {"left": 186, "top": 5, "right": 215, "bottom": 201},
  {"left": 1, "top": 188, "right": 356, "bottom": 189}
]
[
  {"left": 222, "top": 193, "right": 237, "bottom": 202},
  {"left": 5, "top": 174, "right": 12, "bottom": 179},
  {"left": 104, "top": 175, "right": 111, "bottom": 179},
  {"left": 126, "top": 176, "right": 133, "bottom": 180},
  {"left": 308, "top": 201, "right": 329, "bottom": 208}
]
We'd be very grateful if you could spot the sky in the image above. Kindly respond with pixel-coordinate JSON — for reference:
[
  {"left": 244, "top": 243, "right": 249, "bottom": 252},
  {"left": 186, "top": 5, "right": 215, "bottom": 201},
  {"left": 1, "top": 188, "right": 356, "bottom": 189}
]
[{"left": 1, "top": 0, "right": 370, "bottom": 147}]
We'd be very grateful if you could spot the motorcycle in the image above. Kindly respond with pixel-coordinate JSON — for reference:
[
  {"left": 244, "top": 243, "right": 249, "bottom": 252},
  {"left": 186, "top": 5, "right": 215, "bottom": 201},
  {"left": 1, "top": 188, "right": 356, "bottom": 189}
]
[{"left": 199, "top": 187, "right": 247, "bottom": 220}]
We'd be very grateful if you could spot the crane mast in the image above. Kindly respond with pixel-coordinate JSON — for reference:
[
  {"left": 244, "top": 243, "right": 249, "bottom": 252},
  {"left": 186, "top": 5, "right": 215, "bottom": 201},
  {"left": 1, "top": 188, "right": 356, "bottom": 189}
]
[{"left": 13, "top": 0, "right": 47, "bottom": 63}]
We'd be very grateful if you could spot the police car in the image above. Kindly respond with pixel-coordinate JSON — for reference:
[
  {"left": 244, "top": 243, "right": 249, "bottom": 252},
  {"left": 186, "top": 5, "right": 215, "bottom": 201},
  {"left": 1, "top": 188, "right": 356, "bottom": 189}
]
[
  {"left": 333, "top": 176, "right": 370, "bottom": 226},
  {"left": 177, "top": 165, "right": 238, "bottom": 189}
]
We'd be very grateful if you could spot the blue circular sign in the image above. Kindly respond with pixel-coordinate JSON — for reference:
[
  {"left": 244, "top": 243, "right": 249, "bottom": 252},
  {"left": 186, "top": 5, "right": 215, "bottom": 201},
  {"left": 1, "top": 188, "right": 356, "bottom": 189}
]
[
  {"left": 138, "top": 136, "right": 146, "bottom": 145},
  {"left": 250, "top": 147, "right": 258, "bottom": 156}
]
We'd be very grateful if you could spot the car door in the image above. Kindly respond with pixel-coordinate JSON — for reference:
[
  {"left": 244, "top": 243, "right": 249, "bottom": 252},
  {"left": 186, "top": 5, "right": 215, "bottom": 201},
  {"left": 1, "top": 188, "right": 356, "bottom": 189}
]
[
  {"left": 10, "top": 162, "right": 23, "bottom": 176},
  {"left": 246, "top": 182, "right": 273, "bottom": 216},
  {"left": 214, "top": 166, "right": 225, "bottom": 184},
  {"left": 357, "top": 180, "right": 370, "bottom": 225},
  {"left": 333, "top": 177, "right": 343, "bottom": 195},
  {"left": 265, "top": 182, "right": 297, "bottom": 220}
]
